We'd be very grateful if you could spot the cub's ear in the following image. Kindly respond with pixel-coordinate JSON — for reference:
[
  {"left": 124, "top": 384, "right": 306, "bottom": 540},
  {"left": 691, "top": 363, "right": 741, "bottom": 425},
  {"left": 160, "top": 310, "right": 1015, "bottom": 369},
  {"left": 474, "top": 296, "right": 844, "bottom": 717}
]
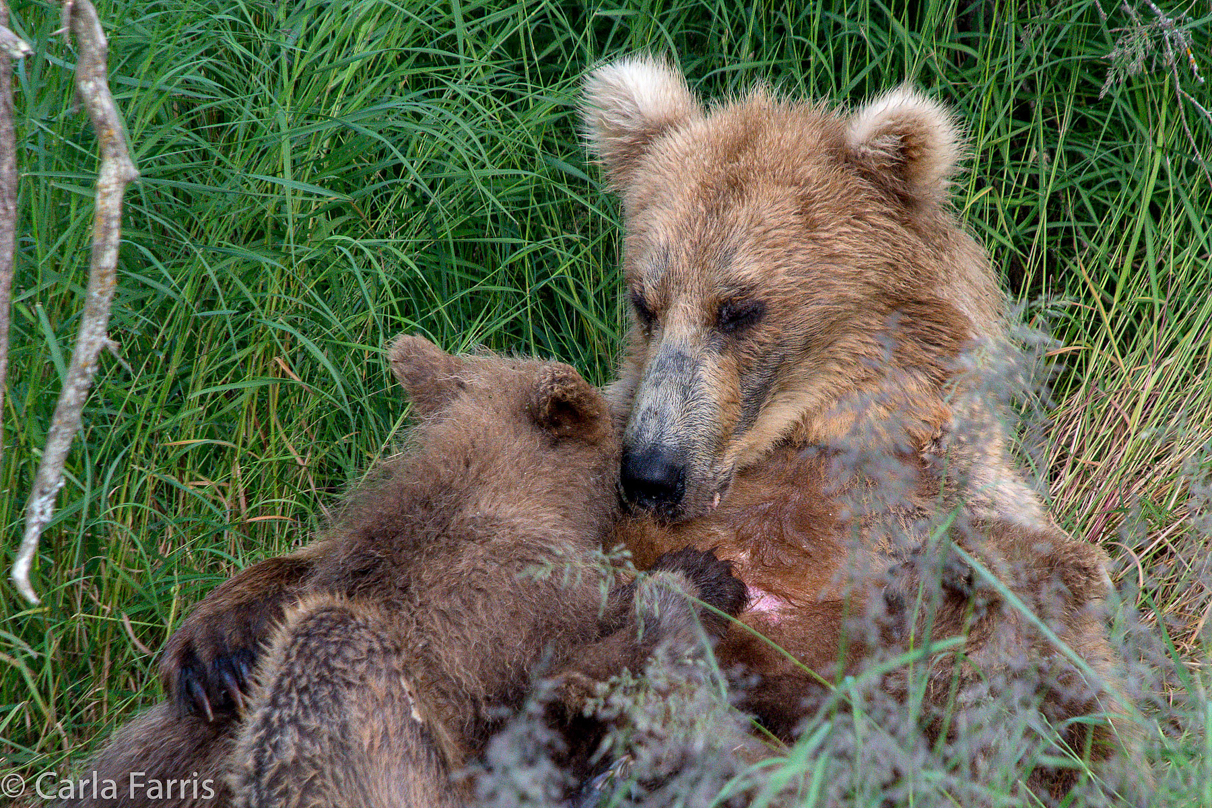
[
  {"left": 846, "top": 86, "right": 963, "bottom": 204},
  {"left": 388, "top": 334, "right": 465, "bottom": 417},
  {"left": 581, "top": 54, "right": 702, "bottom": 190},
  {"left": 530, "top": 364, "right": 612, "bottom": 444}
]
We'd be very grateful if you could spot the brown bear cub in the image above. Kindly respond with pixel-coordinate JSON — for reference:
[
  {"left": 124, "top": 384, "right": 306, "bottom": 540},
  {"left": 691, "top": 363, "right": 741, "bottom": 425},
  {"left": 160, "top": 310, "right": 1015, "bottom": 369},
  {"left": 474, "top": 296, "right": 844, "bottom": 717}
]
[
  {"left": 585, "top": 56, "right": 1139, "bottom": 802},
  {"left": 61, "top": 335, "right": 746, "bottom": 808}
]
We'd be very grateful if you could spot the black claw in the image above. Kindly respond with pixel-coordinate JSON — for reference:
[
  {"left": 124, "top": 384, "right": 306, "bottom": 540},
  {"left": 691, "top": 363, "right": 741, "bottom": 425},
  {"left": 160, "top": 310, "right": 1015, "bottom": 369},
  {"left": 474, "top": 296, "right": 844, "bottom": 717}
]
[
  {"left": 175, "top": 655, "right": 202, "bottom": 718},
  {"left": 219, "top": 666, "right": 245, "bottom": 712},
  {"left": 187, "top": 676, "right": 214, "bottom": 723},
  {"left": 233, "top": 648, "right": 256, "bottom": 688}
]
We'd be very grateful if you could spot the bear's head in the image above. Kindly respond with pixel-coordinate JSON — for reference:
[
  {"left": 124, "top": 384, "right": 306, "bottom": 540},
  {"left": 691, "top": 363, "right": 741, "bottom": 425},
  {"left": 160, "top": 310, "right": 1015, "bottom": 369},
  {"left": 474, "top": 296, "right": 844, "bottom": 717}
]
[
  {"left": 582, "top": 56, "right": 1005, "bottom": 522},
  {"left": 387, "top": 334, "right": 619, "bottom": 535}
]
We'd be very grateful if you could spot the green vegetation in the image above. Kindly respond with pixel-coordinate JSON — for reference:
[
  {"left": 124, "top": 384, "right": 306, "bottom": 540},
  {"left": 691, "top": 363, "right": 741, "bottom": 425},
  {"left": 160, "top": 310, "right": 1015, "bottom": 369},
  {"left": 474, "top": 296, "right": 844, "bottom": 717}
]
[{"left": 3, "top": 0, "right": 1209, "bottom": 802}]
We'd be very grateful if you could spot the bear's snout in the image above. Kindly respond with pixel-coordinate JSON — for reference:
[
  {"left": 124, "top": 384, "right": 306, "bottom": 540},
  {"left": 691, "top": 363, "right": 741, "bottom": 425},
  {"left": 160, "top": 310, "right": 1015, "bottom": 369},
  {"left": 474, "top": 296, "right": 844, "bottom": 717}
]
[{"left": 619, "top": 443, "right": 688, "bottom": 515}]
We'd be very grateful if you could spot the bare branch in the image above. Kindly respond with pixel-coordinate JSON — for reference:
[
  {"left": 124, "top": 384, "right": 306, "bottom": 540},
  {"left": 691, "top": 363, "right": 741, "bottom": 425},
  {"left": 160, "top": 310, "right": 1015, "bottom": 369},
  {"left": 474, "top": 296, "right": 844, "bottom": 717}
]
[
  {"left": 13, "top": 0, "right": 139, "bottom": 604},
  {"left": 1, "top": 24, "right": 33, "bottom": 61},
  {"left": 0, "top": 5, "right": 21, "bottom": 470}
]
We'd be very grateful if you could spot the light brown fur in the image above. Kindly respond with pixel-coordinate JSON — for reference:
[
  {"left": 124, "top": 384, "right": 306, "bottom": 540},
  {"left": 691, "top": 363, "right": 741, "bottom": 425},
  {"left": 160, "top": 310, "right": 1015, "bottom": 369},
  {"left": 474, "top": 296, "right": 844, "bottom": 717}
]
[
  {"left": 585, "top": 60, "right": 1007, "bottom": 520},
  {"left": 585, "top": 55, "right": 1140, "bottom": 802}
]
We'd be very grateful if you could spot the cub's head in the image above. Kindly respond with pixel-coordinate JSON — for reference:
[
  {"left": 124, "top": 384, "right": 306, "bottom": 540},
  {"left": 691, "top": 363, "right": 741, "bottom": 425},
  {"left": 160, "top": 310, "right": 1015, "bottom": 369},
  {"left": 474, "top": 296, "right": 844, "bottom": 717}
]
[
  {"left": 387, "top": 334, "right": 619, "bottom": 532},
  {"left": 582, "top": 56, "right": 1004, "bottom": 522}
]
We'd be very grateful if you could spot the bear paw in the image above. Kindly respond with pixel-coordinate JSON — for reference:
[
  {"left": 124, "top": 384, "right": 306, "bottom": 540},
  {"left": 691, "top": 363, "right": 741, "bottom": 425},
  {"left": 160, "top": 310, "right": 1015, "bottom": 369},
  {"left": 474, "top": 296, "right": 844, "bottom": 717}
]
[
  {"left": 649, "top": 547, "right": 749, "bottom": 634},
  {"left": 159, "top": 556, "right": 309, "bottom": 721}
]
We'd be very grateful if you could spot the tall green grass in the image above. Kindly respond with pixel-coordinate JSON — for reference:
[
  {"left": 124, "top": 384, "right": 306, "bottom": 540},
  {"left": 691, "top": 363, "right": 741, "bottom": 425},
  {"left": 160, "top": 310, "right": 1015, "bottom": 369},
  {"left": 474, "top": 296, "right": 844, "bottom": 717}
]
[{"left": 3, "top": 0, "right": 1209, "bottom": 801}]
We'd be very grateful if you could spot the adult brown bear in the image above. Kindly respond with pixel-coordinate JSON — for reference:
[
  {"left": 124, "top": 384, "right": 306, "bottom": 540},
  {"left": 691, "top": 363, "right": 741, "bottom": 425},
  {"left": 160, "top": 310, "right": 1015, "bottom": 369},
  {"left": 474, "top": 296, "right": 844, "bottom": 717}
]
[{"left": 586, "top": 56, "right": 1140, "bottom": 803}]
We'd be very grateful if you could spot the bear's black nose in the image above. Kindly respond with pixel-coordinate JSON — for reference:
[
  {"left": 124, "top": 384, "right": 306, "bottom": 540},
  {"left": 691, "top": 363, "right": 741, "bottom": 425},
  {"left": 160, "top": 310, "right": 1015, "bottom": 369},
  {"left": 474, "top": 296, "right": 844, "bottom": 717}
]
[{"left": 619, "top": 445, "right": 687, "bottom": 512}]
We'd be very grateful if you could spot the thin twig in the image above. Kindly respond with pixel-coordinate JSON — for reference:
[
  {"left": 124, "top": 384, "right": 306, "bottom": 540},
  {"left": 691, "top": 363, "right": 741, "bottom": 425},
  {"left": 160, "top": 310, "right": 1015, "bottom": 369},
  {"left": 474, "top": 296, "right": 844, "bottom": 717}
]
[
  {"left": 1147, "top": 0, "right": 1212, "bottom": 188},
  {"left": 13, "top": 0, "right": 139, "bottom": 604},
  {"left": 1100, "top": 0, "right": 1211, "bottom": 187}
]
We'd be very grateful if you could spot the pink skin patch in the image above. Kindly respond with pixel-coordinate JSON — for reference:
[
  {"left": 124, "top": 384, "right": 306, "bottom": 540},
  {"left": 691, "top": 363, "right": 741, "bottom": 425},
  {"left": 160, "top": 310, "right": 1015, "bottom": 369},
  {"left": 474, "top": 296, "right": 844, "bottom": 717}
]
[
  {"left": 745, "top": 587, "right": 789, "bottom": 621},
  {"left": 728, "top": 551, "right": 790, "bottom": 622}
]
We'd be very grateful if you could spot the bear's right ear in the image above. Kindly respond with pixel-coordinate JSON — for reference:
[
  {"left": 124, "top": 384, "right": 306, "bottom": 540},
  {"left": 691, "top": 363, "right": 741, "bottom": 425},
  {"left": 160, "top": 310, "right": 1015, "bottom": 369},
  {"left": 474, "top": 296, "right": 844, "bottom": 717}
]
[
  {"left": 581, "top": 54, "right": 702, "bottom": 190},
  {"left": 530, "top": 364, "right": 612, "bottom": 445},
  {"left": 845, "top": 86, "right": 963, "bottom": 205},
  {"left": 388, "top": 334, "right": 465, "bottom": 417}
]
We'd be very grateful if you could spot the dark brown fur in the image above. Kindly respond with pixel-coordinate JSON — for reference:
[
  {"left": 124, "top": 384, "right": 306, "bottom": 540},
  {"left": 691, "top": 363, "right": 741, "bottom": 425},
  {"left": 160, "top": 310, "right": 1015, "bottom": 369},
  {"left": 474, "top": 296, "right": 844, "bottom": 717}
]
[{"left": 60, "top": 336, "right": 746, "bottom": 808}]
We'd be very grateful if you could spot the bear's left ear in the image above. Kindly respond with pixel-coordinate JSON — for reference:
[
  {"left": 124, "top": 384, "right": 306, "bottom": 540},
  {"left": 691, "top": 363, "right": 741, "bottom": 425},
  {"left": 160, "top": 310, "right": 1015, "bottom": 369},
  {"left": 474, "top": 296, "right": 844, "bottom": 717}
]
[
  {"left": 846, "top": 87, "right": 963, "bottom": 204},
  {"left": 388, "top": 334, "right": 466, "bottom": 417},
  {"left": 530, "top": 364, "right": 611, "bottom": 444}
]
